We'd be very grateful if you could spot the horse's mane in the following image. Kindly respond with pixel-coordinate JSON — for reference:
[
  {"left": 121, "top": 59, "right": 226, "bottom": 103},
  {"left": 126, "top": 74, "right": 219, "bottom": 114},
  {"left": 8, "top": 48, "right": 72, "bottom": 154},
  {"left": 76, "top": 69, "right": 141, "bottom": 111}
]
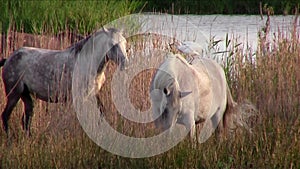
[
  {"left": 67, "top": 28, "right": 121, "bottom": 55},
  {"left": 166, "top": 53, "right": 206, "bottom": 81},
  {"left": 67, "top": 34, "right": 92, "bottom": 54},
  {"left": 166, "top": 53, "right": 193, "bottom": 68},
  {"left": 173, "top": 53, "right": 191, "bottom": 65}
]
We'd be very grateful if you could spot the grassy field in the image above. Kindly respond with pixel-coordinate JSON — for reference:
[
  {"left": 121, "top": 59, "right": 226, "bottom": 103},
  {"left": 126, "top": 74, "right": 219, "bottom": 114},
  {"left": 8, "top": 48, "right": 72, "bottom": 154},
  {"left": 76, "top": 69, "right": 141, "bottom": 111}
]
[{"left": 0, "top": 15, "right": 299, "bottom": 168}]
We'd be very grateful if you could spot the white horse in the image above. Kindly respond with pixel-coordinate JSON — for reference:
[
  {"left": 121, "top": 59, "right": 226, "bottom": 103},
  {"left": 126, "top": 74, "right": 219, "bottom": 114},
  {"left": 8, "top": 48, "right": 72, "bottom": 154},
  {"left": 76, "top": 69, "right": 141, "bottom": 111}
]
[{"left": 150, "top": 53, "right": 255, "bottom": 143}]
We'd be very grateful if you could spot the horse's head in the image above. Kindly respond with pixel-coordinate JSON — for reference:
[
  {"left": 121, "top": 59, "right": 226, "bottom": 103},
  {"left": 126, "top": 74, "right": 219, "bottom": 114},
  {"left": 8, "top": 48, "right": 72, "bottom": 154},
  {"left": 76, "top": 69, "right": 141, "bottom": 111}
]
[
  {"left": 103, "top": 27, "right": 128, "bottom": 70},
  {"left": 151, "top": 77, "right": 192, "bottom": 131}
]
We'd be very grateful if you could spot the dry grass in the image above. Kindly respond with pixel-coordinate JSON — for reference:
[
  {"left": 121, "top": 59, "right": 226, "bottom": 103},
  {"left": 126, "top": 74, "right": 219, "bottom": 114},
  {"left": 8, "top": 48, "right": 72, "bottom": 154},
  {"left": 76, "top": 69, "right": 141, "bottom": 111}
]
[{"left": 0, "top": 16, "right": 300, "bottom": 168}]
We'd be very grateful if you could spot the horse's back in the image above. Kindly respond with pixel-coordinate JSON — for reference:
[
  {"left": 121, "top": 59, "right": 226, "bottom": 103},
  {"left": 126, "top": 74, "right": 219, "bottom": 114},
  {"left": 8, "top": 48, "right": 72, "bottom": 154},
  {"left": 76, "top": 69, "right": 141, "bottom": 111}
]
[
  {"left": 3, "top": 47, "right": 58, "bottom": 76},
  {"left": 191, "top": 58, "right": 228, "bottom": 117},
  {"left": 21, "top": 46, "right": 60, "bottom": 52},
  {"left": 5, "top": 47, "right": 59, "bottom": 65},
  {"left": 191, "top": 58, "right": 227, "bottom": 96}
]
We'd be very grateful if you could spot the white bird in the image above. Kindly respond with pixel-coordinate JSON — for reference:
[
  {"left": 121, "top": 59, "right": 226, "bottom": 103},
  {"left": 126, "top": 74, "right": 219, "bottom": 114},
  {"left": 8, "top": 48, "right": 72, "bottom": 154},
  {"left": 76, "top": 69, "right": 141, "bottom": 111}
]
[{"left": 176, "top": 41, "right": 203, "bottom": 63}]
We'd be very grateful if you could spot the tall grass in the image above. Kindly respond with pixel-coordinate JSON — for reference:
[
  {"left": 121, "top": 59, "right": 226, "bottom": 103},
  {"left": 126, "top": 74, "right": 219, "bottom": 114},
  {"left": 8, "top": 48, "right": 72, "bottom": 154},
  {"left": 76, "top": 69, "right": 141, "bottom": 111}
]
[
  {"left": 0, "top": 0, "right": 143, "bottom": 34},
  {"left": 0, "top": 15, "right": 299, "bottom": 168}
]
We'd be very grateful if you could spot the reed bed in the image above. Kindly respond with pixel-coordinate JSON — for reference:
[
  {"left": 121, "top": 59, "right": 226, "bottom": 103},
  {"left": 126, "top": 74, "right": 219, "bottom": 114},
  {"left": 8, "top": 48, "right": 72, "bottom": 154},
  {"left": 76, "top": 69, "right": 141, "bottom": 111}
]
[{"left": 0, "top": 16, "right": 299, "bottom": 168}]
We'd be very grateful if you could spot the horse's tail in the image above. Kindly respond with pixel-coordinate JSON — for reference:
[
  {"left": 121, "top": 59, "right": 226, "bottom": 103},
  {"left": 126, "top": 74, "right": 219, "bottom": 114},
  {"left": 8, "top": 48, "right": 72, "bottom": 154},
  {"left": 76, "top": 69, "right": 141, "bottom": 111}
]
[
  {"left": 221, "top": 85, "right": 258, "bottom": 135},
  {"left": 0, "top": 58, "right": 6, "bottom": 67}
]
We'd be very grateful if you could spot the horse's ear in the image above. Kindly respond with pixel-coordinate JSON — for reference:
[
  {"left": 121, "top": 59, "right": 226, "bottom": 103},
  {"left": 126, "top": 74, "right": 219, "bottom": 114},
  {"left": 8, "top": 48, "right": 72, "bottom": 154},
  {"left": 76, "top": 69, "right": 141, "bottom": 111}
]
[{"left": 179, "top": 91, "right": 192, "bottom": 98}]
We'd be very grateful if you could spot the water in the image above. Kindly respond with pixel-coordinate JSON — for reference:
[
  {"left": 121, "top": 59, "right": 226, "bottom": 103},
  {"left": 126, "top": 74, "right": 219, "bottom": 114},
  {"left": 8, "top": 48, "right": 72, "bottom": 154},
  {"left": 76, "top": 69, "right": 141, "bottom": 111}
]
[
  {"left": 186, "top": 15, "right": 298, "bottom": 49},
  {"left": 139, "top": 14, "right": 299, "bottom": 54}
]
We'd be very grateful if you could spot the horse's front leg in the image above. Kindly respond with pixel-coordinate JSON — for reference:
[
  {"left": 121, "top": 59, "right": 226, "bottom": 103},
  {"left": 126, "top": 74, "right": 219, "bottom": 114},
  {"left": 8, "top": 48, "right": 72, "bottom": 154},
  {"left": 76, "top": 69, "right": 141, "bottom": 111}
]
[{"left": 177, "top": 111, "right": 197, "bottom": 146}]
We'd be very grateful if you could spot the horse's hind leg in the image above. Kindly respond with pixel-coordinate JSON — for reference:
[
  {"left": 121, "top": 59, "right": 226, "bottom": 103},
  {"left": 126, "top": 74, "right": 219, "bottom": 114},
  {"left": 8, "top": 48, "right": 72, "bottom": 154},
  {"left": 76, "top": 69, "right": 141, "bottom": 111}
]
[
  {"left": 1, "top": 91, "right": 22, "bottom": 135},
  {"left": 20, "top": 88, "right": 33, "bottom": 136}
]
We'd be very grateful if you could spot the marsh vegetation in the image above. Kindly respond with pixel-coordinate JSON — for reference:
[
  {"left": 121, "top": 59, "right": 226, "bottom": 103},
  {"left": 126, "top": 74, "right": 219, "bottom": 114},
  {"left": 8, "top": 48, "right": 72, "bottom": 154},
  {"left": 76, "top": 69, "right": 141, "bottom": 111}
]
[{"left": 0, "top": 3, "right": 299, "bottom": 168}]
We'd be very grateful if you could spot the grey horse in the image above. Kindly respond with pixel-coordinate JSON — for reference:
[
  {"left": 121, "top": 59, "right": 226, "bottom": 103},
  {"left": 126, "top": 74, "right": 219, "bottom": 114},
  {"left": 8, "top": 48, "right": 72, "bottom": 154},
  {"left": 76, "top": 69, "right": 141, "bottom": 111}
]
[
  {"left": 150, "top": 53, "right": 255, "bottom": 143},
  {"left": 0, "top": 27, "right": 128, "bottom": 136}
]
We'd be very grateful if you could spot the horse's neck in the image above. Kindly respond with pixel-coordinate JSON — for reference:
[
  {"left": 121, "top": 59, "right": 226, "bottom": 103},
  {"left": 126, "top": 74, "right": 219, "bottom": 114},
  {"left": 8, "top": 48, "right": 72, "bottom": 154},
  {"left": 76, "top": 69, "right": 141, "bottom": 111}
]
[
  {"left": 174, "top": 57, "right": 206, "bottom": 97},
  {"left": 97, "top": 55, "right": 108, "bottom": 73},
  {"left": 171, "top": 57, "right": 195, "bottom": 78},
  {"left": 76, "top": 32, "right": 110, "bottom": 73}
]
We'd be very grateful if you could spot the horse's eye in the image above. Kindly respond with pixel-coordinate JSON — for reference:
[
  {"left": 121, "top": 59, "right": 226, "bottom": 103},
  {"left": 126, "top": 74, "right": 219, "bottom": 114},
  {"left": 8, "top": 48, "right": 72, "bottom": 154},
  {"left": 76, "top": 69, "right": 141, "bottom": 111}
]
[{"left": 163, "top": 88, "right": 169, "bottom": 95}]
